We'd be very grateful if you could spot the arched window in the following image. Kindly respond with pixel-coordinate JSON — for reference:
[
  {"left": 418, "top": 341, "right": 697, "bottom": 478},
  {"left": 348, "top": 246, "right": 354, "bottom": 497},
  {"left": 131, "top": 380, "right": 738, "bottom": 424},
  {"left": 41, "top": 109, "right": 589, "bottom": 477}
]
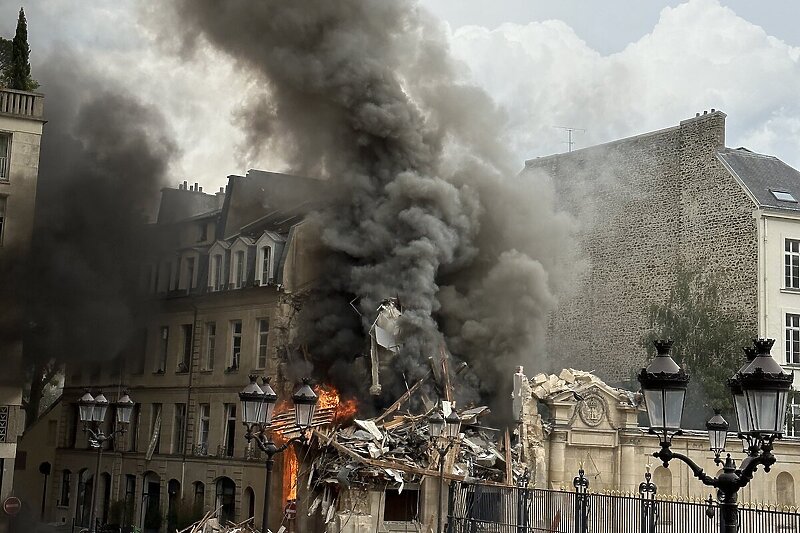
[
  {"left": 142, "top": 472, "right": 161, "bottom": 533},
  {"left": 215, "top": 477, "right": 236, "bottom": 524},
  {"left": 243, "top": 487, "right": 255, "bottom": 521},
  {"left": 778, "top": 472, "right": 795, "bottom": 506},
  {"left": 59, "top": 469, "right": 71, "bottom": 507},
  {"left": 76, "top": 468, "right": 93, "bottom": 527},
  {"left": 167, "top": 479, "right": 181, "bottom": 533},
  {"left": 193, "top": 481, "right": 205, "bottom": 513}
]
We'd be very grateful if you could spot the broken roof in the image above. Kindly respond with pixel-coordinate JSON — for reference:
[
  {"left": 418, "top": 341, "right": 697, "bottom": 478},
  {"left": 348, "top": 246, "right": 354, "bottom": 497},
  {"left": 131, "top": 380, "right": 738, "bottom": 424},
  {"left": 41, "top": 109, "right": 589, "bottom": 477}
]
[
  {"left": 718, "top": 148, "right": 800, "bottom": 212},
  {"left": 220, "top": 170, "right": 331, "bottom": 240}
]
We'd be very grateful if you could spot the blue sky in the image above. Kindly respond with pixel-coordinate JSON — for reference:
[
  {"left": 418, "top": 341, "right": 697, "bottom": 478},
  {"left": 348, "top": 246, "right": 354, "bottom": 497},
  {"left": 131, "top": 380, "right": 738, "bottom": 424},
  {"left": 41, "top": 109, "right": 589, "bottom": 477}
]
[{"left": 2, "top": 0, "right": 800, "bottom": 185}]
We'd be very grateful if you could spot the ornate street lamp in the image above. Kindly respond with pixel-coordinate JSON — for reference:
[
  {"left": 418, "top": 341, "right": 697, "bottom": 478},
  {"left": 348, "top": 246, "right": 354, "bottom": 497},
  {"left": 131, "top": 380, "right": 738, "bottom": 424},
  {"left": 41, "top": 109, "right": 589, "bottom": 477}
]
[
  {"left": 639, "top": 339, "right": 793, "bottom": 533},
  {"left": 706, "top": 410, "right": 729, "bottom": 464},
  {"left": 239, "top": 376, "right": 318, "bottom": 533},
  {"left": 429, "top": 406, "right": 461, "bottom": 533},
  {"left": 78, "top": 390, "right": 135, "bottom": 533}
]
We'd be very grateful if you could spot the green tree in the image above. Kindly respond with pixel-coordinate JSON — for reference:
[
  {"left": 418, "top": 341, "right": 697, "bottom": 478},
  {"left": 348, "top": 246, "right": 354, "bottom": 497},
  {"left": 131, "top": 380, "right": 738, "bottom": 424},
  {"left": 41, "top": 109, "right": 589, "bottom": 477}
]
[
  {"left": 0, "top": 38, "right": 11, "bottom": 82},
  {"left": 640, "top": 263, "right": 753, "bottom": 426},
  {"left": 5, "top": 8, "right": 39, "bottom": 91}
]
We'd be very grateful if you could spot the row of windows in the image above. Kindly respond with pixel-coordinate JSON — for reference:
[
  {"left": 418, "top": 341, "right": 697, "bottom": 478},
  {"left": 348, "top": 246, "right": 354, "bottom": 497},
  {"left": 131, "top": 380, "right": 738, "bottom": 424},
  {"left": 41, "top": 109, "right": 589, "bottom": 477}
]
[
  {"left": 59, "top": 471, "right": 238, "bottom": 527},
  {"left": 151, "top": 318, "right": 269, "bottom": 374},
  {"left": 144, "top": 244, "right": 276, "bottom": 295}
]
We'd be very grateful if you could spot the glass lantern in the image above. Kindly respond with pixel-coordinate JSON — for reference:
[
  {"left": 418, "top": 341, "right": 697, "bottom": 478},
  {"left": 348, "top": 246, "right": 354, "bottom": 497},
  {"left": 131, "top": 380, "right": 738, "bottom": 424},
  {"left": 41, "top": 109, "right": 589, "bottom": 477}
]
[
  {"left": 78, "top": 390, "right": 95, "bottom": 424},
  {"left": 706, "top": 410, "right": 729, "bottom": 456},
  {"left": 638, "top": 340, "right": 690, "bottom": 441},
  {"left": 292, "top": 378, "right": 318, "bottom": 430},
  {"left": 738, "top": 339, "right": 793, "bottom": 437},
  {"left": 115, "top": 391, "right": 135, "bottom": 425}
]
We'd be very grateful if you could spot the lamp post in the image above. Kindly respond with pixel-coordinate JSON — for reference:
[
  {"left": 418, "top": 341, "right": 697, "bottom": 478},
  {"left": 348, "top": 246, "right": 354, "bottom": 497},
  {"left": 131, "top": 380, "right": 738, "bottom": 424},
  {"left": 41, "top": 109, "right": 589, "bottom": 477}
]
[
  {"left": 77, "top": 390, "right": 135, "bottom": 533},
  {"left": 638, "top": 339, "right": 792, "bottom": 533},
  {"left": 428, "top": 406, "right": 461, "bottom": 533},
  {"left": 239, "top": 376, "right": 318, "bottom": 533}
]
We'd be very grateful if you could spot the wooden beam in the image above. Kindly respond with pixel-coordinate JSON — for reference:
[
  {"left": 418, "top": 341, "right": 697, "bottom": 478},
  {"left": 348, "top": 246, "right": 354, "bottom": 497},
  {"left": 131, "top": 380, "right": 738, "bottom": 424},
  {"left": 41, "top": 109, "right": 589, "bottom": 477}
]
[{"left": 374, "top": 372, "right": 431, "bottom": 423}]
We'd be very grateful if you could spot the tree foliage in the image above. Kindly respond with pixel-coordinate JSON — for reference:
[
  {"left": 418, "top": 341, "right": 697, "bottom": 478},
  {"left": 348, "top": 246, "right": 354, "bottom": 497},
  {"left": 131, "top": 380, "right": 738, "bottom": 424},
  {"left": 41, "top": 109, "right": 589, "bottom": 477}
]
[
  {"left": 0, "top": 38, "right": 11, "bottom": 79},
  {"left": 640, "top": 263, "right": 753, "bottom": 425},
  {"left": 3, "top": 8, "right": 38, "bottom": 91}
]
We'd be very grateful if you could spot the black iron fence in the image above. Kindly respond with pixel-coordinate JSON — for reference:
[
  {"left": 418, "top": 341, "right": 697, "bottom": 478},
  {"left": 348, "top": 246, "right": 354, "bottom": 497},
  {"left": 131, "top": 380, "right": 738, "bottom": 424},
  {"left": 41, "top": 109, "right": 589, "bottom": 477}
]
[{"left": 447, "top": 469, "right": 800, "bottom": 533}]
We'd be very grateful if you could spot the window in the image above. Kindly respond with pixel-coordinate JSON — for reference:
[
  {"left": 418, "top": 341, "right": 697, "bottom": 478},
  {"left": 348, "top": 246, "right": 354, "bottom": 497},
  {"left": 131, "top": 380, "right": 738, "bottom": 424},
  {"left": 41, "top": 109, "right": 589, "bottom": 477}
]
[
  {"left": 173, "top": 404, "right": 186, "bottom": 454},
  {"left": 199, "top": 223, "right": 208, "bottom": 242},
  {"left": 128, "top": 404, "right": 140, "bottom": 452},
  {"left": 179, "top": 324, "right": 192, "bottom": 372},
  {"left": 229, "top": 320, "right": 242, "bottom": 371},
  {"left": 193, "top": 482, "right": 205, "bottom": 512},
  {"left": 204, "top": 322, "right": 216, "bottom": 370},
  {"left": 383, "top": 488, "right": 419, "bottom": 523},
  {"left": 772, "top": 190, "right": 798, "bottom": 203},
  {"left": 124, "top": 475, "right": 136, "bottom": 526},
  {"left": 185, "top": 257, "right": 196, "bottom": 290},
  {"left": 157, "top": 326, "right": 169, "bottom": 373},
  {"left": 786, "top": 239, "right": 800, "bottom": 289},
  {"left": 787, "top": 313, "right": 800, "bottom": 364},
  {"left": 215, "top": 478, "right": 236, "bottom": 525},
  {"left": 787, "top": 399, "right": 800, "bottom": 437},
  {"left": 0, "top": 134, "right": 9, "bottom": 180},
  {"left": 0, "top": 196, "right": 6, "bottom": 246},
  {"left": 60, "top": 469, "right": 71, "bottom": 506},
  {"left": 257, "top": 319, "right": 269, "bottom": 370},
  {"left": 235, "top": 251, "right": 245, "bottom": 288},
  {"left": 261, "top": 246, "right": 272, "bottom": 283},
  {"left": 132, "top": 328, "right": 147, "bottom": 374},
  {"left": 222, "top": 404, "right": 236, "bottom": 457},
  {"left": 196, "top": 404, "right": 210, "bottom": 455},
  {"left": 211, "top": 254, "right": 224, "bottom": 291}
]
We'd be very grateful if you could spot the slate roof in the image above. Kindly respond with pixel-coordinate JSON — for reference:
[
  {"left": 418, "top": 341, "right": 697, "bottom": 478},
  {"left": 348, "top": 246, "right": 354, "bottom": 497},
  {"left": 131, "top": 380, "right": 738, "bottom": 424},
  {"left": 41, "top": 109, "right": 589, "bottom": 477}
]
[{"left": 718, "top": 148, "right": 800, "bottom": 212}]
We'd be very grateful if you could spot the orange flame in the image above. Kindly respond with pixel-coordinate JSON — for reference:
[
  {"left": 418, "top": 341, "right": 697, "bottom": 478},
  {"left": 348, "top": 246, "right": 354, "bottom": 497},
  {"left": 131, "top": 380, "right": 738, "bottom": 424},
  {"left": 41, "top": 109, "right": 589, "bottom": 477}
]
[
  {"left": 283, "top": 445, "right": 298, "bottom": 501},
  {"left": 315, "top": 384, "right": 358, "bottom": 424}
]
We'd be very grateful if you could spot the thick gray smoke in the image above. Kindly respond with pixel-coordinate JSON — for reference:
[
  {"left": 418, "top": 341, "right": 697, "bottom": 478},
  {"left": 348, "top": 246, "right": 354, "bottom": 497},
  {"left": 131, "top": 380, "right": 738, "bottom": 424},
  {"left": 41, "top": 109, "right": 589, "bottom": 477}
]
[
  {"left": 164, "top": 0, "right": 574, "bottom": 415},
  {"left": 0, "top": 49, "right": 175, "bottom": 417}
]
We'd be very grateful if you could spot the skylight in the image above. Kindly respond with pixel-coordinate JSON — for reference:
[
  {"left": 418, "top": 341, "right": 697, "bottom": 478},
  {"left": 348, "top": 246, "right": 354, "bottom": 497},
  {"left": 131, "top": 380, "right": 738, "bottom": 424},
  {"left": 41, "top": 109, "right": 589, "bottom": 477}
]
[{"left": 771, "top": 190, "right": 797, "bottom": 203}]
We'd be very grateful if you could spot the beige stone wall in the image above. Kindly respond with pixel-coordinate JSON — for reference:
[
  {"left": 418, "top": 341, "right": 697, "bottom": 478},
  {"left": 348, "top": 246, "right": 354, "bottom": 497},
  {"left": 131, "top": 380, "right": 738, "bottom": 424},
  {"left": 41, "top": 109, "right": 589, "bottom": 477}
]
[{"left": 524, "top": 112, "right": 759, "bottom": 382}]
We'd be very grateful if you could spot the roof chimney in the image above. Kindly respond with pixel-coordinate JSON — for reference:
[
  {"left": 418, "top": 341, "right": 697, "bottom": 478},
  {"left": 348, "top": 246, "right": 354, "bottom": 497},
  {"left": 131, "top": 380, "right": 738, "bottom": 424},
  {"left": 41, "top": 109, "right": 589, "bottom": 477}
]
[{"left": 183, "top": 180, "right": 188, "bottom": 190}]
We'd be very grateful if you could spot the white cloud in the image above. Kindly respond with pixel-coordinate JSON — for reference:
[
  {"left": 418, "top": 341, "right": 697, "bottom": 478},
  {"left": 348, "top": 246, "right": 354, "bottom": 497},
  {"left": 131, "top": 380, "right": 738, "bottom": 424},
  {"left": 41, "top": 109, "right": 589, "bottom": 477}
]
[{"left": 445, "top": 0, "right": 800, "bottom": 168}]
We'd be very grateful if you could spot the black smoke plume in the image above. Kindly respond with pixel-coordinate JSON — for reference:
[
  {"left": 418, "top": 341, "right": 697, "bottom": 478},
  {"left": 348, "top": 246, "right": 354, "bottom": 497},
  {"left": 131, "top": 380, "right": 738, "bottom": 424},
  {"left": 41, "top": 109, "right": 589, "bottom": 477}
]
[
  {"left": 162, "top": 0, "right": 574, "bottom": 418},
  {"left": 4, "top": 51, "right": 175, "bottom": 423}
]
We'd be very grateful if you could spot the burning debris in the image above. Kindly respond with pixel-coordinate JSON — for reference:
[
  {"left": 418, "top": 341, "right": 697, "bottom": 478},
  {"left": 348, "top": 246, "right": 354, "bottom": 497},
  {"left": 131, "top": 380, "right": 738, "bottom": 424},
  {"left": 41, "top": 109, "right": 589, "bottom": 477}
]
[{"left": 280, "top": 359, "right": 528, "bottom": 531}]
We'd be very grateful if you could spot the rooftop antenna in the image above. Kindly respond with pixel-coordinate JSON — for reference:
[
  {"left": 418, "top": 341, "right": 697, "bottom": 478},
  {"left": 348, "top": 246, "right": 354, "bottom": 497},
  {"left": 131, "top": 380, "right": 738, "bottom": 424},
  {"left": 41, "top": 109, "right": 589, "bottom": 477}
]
[{"left": 555, "top": 126, "right": 586, "bottom": 152}]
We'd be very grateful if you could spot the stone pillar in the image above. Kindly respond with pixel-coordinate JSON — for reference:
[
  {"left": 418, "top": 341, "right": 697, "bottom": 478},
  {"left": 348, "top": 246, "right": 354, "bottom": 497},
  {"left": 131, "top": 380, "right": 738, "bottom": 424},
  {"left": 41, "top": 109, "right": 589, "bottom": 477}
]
[
  {"left": 618, "top": 433, "right": 638, "bottom": 493},
  {"left": 548, "top": 430, "right": 568, "bottom": 490}
]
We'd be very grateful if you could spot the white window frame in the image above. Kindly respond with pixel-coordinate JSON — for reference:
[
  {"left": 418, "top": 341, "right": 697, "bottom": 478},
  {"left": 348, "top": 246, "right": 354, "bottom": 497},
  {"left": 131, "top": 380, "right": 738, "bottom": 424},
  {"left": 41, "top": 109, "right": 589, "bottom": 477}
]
[
  {"left": 182, "top": 254, "right": 197, "bottom": 290},
  {"left": 234, "top": 251, "right": 245, "bottom": 288},
  {"left": 229, "top": 320, "right": 242, "bottom": 371},
  {"left": 256, "top": 318, "right": 269, "bottom": 370},
  {"left": 204, "top": 322, "right": 216, "bottom": 371},
  {"left": 0, "top": 133, "right": 10, "bottom": 181},
  {"left": 786, "top": 239, "right": 800, "bottom": 289},
  {"left": 786, "top": 313, "right": 800, "bottom": 365},
  {"left": 787, "top": 400, "right": 800, "bottom": 437},
  {"left": 172, "top": 403, "right": 186, "bottom": 454},
  {"left": 157, "top": 326, "right": 169, "bottom": 373},
  {"left": 197, "top": 404, "right": 210, "bottom": 454},
  {"left": 259, "top": 246, "right": 272, "bottom": 285},
  {"left": 222, "top": 404, "right": 237, "bottom": 457}
]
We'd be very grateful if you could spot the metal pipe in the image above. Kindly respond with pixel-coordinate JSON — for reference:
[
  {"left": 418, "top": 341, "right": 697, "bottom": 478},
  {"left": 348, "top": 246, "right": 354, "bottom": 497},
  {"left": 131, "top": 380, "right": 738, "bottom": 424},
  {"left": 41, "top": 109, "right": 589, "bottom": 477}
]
[{"left": 88, "top": 442, "right": 103, "bottom": 533}]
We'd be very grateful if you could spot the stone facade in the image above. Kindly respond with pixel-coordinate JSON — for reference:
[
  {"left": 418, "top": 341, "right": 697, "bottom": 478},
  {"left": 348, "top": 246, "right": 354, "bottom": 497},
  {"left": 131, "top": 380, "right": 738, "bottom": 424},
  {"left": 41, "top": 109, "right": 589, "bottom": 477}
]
[
  {"left": 16, "top": 174, "right": 326, "bottom": 532},
  {"left": 519, "top": 369, "right": 800, "bottom": 506},
  {"left": 523, "top": 111, "right": 759, "bottom": 382},
  {"left": 0, "top": 88, "right": 45, "bottom": 508}
]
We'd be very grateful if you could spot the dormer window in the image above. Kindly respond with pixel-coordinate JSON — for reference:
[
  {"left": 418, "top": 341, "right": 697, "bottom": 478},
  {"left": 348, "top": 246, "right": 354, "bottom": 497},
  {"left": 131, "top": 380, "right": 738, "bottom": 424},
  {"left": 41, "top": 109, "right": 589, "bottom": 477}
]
[
  {"left": 211, "top": 254, "right": 224, "bottom": 291},
  {"left": 234, "top": 251, "right": 245, "bottom": 288},
  {"left": 260, "top": 246, "right": 272, "bottom": 284}
]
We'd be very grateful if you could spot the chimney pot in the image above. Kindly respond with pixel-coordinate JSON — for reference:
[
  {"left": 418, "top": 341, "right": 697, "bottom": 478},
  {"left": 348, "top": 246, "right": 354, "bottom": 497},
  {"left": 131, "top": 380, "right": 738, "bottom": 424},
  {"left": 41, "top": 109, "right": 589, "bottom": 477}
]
[
  {"left": 711, "top": 108, "right": 715, "bottom": 112},
  {"left": 194, "top": 182, "right": 199, "bottom": 191},
  {"left": 219, "top": 187, "right": 224, "bottom": 193},
  {"left": 183, "top": 180, "right": 188, "bottom": 189},
  {"left": 199, "top": 186, "right": 203, "bottom": 192},
  {"left": 703, "top": 110, "right": 708, "bottom": 115},
  {"left": 696, "top": 113, "right": 700, "bottom": 117}
]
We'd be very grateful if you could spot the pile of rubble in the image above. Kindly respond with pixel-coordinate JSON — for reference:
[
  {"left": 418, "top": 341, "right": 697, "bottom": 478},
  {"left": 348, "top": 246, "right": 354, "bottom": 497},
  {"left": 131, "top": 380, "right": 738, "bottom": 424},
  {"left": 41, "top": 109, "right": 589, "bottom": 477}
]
[
  {"left": 180, "top": 508, "right": 262, "bottom": 533},
  {"left": 526, "top": 368, "right": 640, "bottom": 406}
]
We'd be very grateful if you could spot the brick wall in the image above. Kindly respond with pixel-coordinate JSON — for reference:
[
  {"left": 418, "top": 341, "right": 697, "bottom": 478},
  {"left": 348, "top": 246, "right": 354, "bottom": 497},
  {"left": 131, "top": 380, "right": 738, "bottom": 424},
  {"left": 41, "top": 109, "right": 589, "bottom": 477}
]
[{"left": 523, "top": 111, "right": 758, "bottom": 382}]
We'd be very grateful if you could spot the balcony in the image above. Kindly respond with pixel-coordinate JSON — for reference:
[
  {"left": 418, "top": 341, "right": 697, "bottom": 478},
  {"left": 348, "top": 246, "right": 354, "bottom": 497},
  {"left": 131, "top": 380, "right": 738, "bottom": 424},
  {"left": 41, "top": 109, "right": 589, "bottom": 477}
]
[{"left": 0, "top": 88, "right": 44, "bottom": 120}]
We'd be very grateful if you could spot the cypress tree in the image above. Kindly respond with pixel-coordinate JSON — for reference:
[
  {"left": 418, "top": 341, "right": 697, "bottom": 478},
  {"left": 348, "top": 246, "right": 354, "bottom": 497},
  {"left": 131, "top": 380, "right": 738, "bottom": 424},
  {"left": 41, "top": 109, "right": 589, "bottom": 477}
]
[{"left": 6, "top": 7, "right": 38, "bottom": 91}]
